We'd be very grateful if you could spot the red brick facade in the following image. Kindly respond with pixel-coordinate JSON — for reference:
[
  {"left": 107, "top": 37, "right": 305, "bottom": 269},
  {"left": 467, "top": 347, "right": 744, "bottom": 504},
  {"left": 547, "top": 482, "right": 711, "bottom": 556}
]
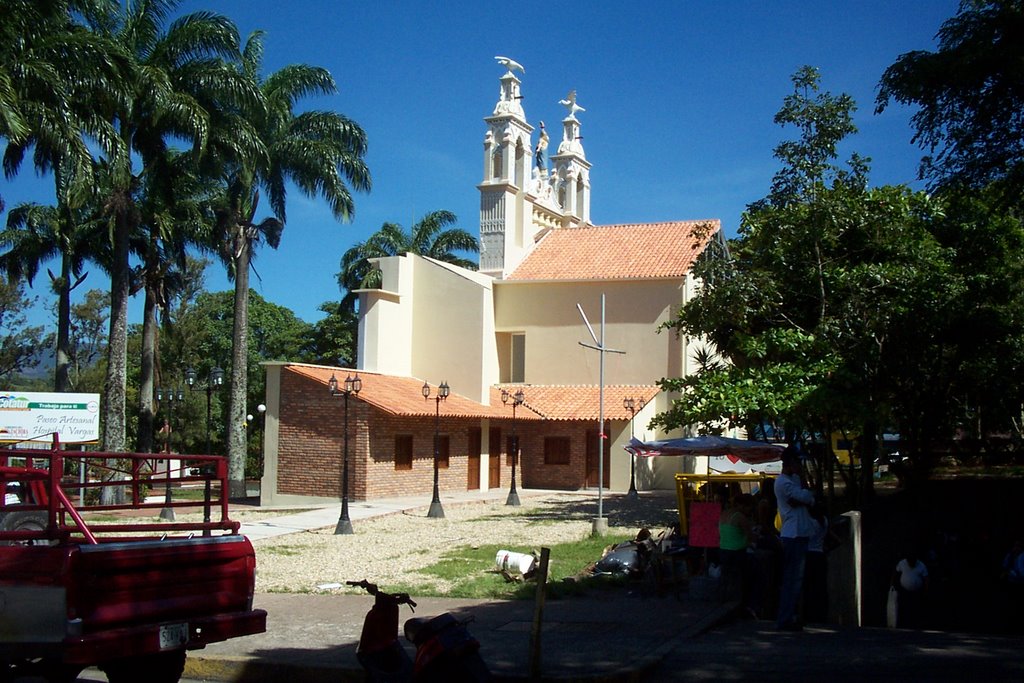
[{"left": 276, "top": 369, "right": 608, "bottom": 500}]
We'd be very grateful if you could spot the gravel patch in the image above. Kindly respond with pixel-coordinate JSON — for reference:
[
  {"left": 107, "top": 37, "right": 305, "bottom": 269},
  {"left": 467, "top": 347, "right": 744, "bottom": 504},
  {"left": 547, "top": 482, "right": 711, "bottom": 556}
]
[{"left": 251, "top": 492, "right": 681, "bottom": 594}]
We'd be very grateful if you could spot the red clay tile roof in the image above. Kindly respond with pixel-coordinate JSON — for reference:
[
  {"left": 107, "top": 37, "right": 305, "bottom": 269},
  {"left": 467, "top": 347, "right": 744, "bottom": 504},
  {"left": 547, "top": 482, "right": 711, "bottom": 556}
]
[
  {"left": 504, "top": 384, "right": 661, "bottom": 421},
  {"left": 507, "top": 220, "right": 720, "bottom": 281},
  {"left": 284, "top": 365, "right": 659, "bottom": 422},
  {"left": 288, "top": 365, "right": 507, "bottom": 419}
]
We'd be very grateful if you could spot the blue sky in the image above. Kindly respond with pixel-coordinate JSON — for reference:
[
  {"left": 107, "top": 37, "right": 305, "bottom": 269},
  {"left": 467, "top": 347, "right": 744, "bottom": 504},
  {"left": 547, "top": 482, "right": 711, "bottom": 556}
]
[{"left": 3, "top": 0, "right": 961, "bottom": 328}]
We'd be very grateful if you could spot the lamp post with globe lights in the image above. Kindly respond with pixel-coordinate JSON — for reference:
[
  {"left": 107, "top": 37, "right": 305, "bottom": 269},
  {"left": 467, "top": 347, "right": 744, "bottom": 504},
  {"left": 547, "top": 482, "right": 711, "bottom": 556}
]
[
  {"left": 186, "top": 366, "right": 224, "bottom": 534},
  {"left": 422, "top": 381, "right": 449, "bottom": 519},
  {"left": 501, "top": 388, "right": 525, "bottom": 506},
  {"left": 155, "top": 385, "right": 185, "bottom": 521},
  {"left": 185, "top": 366, "right": 224, "bottom": 455},
  {"left": 328, "top": 373, "right": 361, "bottom": 534}
]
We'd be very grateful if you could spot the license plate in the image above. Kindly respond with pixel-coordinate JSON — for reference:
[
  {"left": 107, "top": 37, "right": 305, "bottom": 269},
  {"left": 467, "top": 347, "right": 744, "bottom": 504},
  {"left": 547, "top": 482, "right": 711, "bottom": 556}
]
[{"left": 159, "top": 622, "right": 189, "bottom": 650}]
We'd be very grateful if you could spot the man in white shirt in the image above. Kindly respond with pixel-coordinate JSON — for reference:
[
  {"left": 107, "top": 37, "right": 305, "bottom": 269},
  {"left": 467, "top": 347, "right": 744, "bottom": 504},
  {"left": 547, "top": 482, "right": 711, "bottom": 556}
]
[{"left": 775, "top": 444, "right": 815, "bottom": 630}]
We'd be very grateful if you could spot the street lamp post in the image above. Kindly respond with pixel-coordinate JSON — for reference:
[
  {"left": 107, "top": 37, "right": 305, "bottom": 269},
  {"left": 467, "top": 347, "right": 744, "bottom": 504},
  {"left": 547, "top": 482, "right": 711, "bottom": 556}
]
[
  {"left": 623, "top": 396, "right": 646, "bottom": 500},
  {"left": 256, "top": 403, "right": 266, "bottom": 481},
  {"left": 422, "top": 381, "right": 449, "bottom": 519},
  {"left": 156, "top": 385, "right": 185, "bottom": 521},
  {"left": 328, "top": 373, "right": 361, "bottom": 534},
  {"left": 186, "top": 366, "right": 224, "bottom": 535},
  {"left": 186, "top": 366, "right": 225, "bottom": 455},
  {"left": 501, "top": 388, "right": 525, "bottom": 506}
]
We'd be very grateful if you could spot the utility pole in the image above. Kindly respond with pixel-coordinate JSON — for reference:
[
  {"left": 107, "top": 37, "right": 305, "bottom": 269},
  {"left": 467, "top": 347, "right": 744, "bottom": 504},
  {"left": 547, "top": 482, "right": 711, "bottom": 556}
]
[{"left": 577, "top": 293, "right": 625, "bottom": 536}]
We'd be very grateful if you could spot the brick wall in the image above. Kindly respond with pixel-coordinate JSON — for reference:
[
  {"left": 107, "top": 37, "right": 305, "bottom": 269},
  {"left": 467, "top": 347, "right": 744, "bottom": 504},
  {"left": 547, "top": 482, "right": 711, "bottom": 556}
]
[
  {"left": 276, "top": 369, "right": 594, "bottom": 500},
  {"left": 519, "top": 421, "right": 596, "bottom": 489}
]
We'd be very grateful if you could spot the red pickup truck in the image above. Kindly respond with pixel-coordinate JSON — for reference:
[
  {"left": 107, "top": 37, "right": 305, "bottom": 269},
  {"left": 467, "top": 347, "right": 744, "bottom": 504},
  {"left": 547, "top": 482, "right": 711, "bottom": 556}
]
[{"left": 0, "top": 436, "right": 267, "bottom": 682}]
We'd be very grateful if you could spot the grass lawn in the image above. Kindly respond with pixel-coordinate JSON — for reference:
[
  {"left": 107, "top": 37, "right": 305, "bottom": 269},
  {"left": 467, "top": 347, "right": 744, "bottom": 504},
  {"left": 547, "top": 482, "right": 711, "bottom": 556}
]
[{"left": 382, "top": 534, "right": 639, "bottom": 600}]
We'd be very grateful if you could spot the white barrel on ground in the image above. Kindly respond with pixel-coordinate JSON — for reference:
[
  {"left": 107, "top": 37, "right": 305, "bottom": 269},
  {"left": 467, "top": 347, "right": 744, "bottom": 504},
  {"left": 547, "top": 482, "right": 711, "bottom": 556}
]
[{"left": 495, "top": 549, "right": 536, "bottom": 574}]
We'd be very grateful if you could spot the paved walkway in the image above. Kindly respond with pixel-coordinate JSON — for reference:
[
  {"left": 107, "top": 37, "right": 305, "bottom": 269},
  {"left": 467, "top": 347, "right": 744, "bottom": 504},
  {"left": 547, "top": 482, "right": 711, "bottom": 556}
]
[{"left": 180, "top": 488, "right": 735, "bottom": 682}]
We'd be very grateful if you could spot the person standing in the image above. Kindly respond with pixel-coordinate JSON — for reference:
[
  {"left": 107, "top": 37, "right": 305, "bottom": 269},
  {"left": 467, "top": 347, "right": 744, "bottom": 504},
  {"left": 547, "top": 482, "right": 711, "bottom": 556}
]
[
  {"left": 775, "top": 444, "right": 815, "bottom": 630},
  {"left": 803, "top": 499, "right": 833, "bottom": 623},
  {"left": 718, "top": 494, "right": 753, "bottom": 606},
  {"left": 892, "top": 549, "right": 929, "bottom": 628}
]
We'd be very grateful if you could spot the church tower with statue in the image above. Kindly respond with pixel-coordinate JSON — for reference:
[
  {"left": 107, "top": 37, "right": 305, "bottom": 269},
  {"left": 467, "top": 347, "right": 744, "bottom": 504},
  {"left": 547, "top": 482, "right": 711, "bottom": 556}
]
[{"left": 479, "top": 58, "right": 592, "bottom": 280}]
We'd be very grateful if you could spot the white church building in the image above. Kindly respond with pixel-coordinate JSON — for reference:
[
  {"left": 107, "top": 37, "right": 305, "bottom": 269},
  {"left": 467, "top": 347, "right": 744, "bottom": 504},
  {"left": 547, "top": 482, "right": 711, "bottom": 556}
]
[{"left": 259, "top": 60, "right": 726, "bottom": 505}]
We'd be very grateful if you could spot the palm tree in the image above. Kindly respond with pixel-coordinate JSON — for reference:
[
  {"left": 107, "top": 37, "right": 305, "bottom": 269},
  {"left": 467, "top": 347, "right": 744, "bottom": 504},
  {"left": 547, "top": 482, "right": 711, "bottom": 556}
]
[
  {"left": 1, "top": 0, "right": 125, "bottom": 214},
  {"left": 93, "top": 0, "right": 253, "bottom": 453},
  {"left": 337, "top": 210, "right": 479, "bottom": 311},
  {"left": 132, "top": 151, "right": 216, "bottom": 453},
  {"left": 211, "top": 30, "right": 370, "bottom": 496},
  {"left": 0, "top": 201, "right": 101, "bottom": 391}
]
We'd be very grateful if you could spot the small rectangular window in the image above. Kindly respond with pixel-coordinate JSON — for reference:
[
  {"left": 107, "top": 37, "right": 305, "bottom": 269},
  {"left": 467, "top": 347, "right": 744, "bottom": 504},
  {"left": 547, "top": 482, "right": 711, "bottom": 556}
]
[
  {"left": 511, "top": 334, "right": 525, "bottom": 383},
  {"left": 544, "top": 436, "right": 571, "bottom": 465},
  {"left": 395, "top": 435, "right": 413, "bottom": 471}
]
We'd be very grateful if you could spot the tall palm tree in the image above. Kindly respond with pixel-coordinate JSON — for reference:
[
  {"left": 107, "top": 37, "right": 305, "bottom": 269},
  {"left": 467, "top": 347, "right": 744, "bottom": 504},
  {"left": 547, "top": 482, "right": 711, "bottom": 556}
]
[
  {"left": 93, "top": 0, "right": 253, "bottom": 453},
  {"left": 1, "top": 0, "right": 125, "bottom": 214},
  {"left": 337, "top": 210, "right": 479, "bottom": 312},
  {"left": 0, "top": 201, "right": 101, "bottom": 391},
  {"left": 212, "top": 30, "right": 370, "bottom": 496},
  {"left": 132, "top": 151, "right": 215, "bottom": 453}
]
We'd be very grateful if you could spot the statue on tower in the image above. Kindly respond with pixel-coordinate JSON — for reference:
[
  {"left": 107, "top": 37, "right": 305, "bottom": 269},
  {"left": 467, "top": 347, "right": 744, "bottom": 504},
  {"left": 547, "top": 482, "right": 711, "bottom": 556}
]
[
  {"left": 534, "top": 121, "right": 549, "bottom": 171},
  {"left": 495, "top": 56, "right": 525, "bottom": 75},
  {"left": 558, "top": 89, "right": 585, "bottom": 119}
]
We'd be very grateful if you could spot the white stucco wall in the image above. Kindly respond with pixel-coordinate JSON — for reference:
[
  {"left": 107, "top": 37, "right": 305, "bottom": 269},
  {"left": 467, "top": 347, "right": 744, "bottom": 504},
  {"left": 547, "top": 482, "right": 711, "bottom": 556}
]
[{"left": 493, "top": 279, "right": 687, "bottom": 386}]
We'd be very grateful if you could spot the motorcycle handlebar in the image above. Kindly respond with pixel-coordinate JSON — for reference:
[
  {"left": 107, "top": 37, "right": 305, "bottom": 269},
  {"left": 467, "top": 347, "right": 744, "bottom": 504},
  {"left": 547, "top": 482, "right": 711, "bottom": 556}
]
[{"left": 347, "top": 579, "right": 417, "bottom": 610}]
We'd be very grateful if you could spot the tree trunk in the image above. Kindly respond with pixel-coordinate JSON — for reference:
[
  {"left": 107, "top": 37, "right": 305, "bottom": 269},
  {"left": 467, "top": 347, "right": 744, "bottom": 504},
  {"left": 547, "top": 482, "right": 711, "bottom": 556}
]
[
  {"left": 54, "top": 253, "right": 72, "bottom": 392},
  {"left": 136, "top": 285, "right": 158, "bottom": 453},
  {"left": 101, "top": 204, "right": 131, "bottom": 505},
  {"left": 102, "top": 207, "right": 130, "bottom": 454},
  {"left": 227, "top": 234, "right": 251, "bottom": 498}
]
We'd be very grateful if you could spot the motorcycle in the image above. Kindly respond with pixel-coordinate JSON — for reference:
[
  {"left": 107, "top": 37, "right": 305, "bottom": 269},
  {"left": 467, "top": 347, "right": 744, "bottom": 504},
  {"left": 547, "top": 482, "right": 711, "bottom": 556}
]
[{"left": 347, "top": 579, "right": 491, "bottom": 682}]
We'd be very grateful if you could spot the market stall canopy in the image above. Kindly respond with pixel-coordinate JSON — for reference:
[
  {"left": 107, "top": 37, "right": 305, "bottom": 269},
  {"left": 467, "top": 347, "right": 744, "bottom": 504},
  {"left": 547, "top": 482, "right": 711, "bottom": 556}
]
[{"left": 624, "top": 436, "right": 786, "bottom": 465}]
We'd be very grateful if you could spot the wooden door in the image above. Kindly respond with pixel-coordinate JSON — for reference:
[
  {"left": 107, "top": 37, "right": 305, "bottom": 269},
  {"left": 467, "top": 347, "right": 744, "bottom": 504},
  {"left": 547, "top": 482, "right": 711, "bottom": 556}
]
[
  {"left": 488, "top": 427, "right": 501, "bottom": 489},
  {"left": 585, "top": 426, "right": 610, "bottom": 489},
  {"left": 467, "top": 428, "right": 481, "bottom": 490}
]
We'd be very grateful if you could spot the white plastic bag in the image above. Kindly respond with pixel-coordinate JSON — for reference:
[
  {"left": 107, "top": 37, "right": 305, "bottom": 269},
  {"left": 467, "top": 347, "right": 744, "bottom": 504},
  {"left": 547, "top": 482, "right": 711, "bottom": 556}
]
[{"left": 886, "top": 586, "right": 899, "bottom": 628}]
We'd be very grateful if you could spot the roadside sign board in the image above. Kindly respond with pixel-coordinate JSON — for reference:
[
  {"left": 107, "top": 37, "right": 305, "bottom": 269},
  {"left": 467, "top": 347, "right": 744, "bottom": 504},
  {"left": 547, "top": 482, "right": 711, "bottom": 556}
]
[{"left": 0, "top": 392, "right": 101, "bottom": 444}]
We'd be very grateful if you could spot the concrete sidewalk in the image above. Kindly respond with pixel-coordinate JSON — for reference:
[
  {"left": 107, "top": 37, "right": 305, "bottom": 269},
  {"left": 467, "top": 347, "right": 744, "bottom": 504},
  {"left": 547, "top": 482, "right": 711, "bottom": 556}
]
[
  {"left": 185, "top": 591, "right": 734, "bottom": 682},
  {"left": 180, "top": 489, "right": 733, "bottom": 682}
]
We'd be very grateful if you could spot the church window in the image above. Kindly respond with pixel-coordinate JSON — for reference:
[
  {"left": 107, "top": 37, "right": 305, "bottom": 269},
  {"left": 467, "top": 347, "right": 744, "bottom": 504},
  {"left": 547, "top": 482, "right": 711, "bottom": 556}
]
[
  {"left": 492, "top": 146, "right": 503, "bottom": 179},
  {"left": 511, "top": 334, "right": 525, "bottom": 383}
]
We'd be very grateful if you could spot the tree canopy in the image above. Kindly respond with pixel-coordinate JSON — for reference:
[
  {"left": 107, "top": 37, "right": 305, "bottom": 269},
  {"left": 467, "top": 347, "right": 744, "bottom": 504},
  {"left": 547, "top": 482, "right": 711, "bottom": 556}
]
[
  {"left": 877, "top": 0, "right": 1024, "bottom": 204},
  {"left": 657, "top": 66, "right": 1024, "bottom": 498}
]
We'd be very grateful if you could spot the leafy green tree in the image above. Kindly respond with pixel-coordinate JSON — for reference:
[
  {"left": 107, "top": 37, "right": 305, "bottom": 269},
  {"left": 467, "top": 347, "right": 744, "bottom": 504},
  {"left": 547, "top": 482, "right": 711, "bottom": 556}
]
[
  {"left": 876, "top": 0, "right": 1024, "bottom": 204},
  {"left": 307, "top": 301, "right": 358, "bottom": 366},
  {"left": 0, "top": 280, "right": 43, "bottom": 379},
  {"left": 337, "top": 210, "right": 479, "bottom": 313},
  {"left": 210, "top": 30, "right": 370, "bottom": 496},
  {"left": 68, "top": 288, "right": 109, "bottom": 392},
  {"left": 657, "top": 68, "right": 953, "bottom": 501},
  {"left": 170, "top": 289, "right": 313, "bottom": 468},
  {"left": 0, "top": 202, "right": 102, "bottom": 391}
]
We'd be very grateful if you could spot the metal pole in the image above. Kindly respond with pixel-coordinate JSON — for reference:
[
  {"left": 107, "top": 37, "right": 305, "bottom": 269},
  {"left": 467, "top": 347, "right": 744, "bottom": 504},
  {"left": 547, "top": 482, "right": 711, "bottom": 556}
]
[
  {"left": 428, "top": 394, "right": 445, "bottom": 518},
  {"left": 336, "top": 390, "right": 354, "bottom": 534},
  {"left": 203, "top": 385, "right": 212, "bottom": 534},
  {"left": 506, "top": 399, "right": 521, "bottom": 506},
  {"left": 160, "top": 390, "right": 175, "bottom": 521},
  {"left": 597, "top": 295, "right": 605, "bottom": 525},
  {"left": 626, "top": 398, "right": 639, "bottom": 499}
]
